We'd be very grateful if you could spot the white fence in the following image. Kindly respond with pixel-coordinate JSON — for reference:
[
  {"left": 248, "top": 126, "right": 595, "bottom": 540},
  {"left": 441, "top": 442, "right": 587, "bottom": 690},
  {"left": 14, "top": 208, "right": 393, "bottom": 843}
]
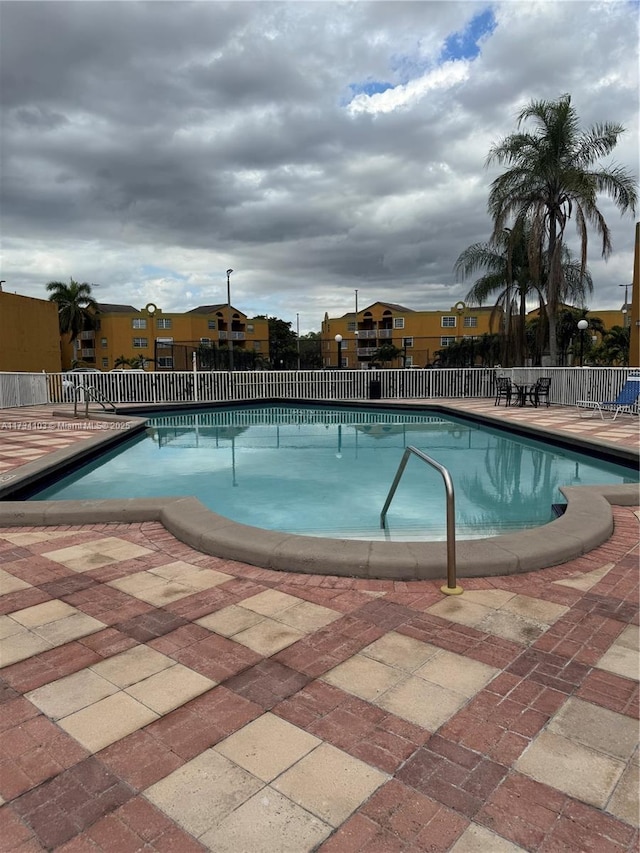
[
  {"left": 0, "top": 367, "right": 636, "bottom": 411},
  {"left": 0, "top": 372, "right": 49, "bottom": 408}
]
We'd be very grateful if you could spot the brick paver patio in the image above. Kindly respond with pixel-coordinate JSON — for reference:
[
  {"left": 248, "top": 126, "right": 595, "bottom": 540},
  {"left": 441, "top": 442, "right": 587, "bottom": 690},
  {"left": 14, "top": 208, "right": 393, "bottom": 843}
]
[{"left": 0, "top": 403, "right": 638, "bottom": 851}]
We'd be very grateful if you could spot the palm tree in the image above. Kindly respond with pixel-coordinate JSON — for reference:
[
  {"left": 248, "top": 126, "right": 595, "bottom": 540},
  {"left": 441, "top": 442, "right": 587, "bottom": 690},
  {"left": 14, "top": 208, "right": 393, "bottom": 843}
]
[
  {"left": 372, "top": 343, "right": 403, "bottom": 367},
  {"left": 46, "top": 278, "right": 98, "bottom": 341},
  {"left": 454, "top": 219, "right": 545, "bottom": 365},
  {"left": 590, "top": 324, "right": 630, "bottom": 366},
  {"left": 486, "top": 94, "right": 637, "bottom": 365}
]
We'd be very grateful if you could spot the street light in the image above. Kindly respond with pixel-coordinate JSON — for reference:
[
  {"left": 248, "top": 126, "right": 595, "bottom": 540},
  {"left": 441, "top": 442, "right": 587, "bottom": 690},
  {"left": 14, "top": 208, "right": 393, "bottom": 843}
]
[
  {"left": 226, "top": 269, "right": 234, "bottom": 372},
  {"left": 334, "top": 334, "right": 343, "bottom": 369},
  {"left": 577, "top": 319, "right": 589, "bottom": 367},
  {"left": 620, "top": 283, "right": 631, "bottom": 327}
]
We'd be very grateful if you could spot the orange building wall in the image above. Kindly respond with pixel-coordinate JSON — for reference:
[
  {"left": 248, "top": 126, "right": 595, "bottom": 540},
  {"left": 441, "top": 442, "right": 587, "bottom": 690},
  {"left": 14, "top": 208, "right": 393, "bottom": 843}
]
[
  {"left": 63, "top": 303, "right": 270, "bottom": 370},
  {"left": 321, "top": 302, "right": 497, "bottom": 368},
  {"left": 0, "top": 291, "right": 62, "bottom": 373}
]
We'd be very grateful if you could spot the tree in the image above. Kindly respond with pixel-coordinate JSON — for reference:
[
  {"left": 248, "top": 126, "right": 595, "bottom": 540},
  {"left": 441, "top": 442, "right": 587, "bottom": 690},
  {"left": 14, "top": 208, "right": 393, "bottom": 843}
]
[
  {"left": 454, "top": 219, "right": 545, "bottom": 366},
  {"left": 46, "top": 278, "right": 98, "bottom": 341},
  {"left": 557, "top": 309, "right": 604, "bottom": 366},
  {"left": 487, "top": 94, "right": 637, "bottom": 365},
  {"left": 371, "top": 343, "right": 404, "bottom": 367},
  {"left": 590, "top": 324, "right": 630, "bottom": 366},
  {"left": 254, "top": 315, "right": 298, "bottom": 368},
  {"left": 114, "top": 355, "right": 134, "bottom": 368},
  {"left": 298, "top": 332, "right": 323, "bottom": 369}
]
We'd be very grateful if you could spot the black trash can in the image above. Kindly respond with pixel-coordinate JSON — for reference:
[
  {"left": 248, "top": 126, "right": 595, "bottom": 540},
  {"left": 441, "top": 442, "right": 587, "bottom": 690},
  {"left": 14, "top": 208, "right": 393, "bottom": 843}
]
[{"left": 369, "top": 379, "right": 382, "bottom": 400}]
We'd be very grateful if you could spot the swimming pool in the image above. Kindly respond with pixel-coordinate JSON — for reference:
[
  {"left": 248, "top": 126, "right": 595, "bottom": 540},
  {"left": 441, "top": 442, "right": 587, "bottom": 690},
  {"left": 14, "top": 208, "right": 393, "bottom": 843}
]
[{"left": 30, "top": 405, "right": 638, "bottom": 542}]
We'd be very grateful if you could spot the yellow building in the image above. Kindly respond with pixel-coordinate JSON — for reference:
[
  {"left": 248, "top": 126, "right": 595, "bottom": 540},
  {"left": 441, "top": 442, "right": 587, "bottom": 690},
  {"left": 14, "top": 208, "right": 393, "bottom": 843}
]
[
  {"left": 62, "top": 302, "right": 270, "bottom": 370},
  {"left": 321, "top": 302, "right": 497, "bottom": 368},
  {"left": 0, "top": 290, "right": 62, "bottom": 372}
]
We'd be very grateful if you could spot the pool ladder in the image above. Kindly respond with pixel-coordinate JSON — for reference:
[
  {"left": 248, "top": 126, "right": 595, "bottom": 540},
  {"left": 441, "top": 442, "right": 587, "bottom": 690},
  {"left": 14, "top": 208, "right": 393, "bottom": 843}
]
[
  {"left": 72, "top": 383, "right": 117, "bottom": 417},
  {"left": 380, "top": 446, "right": 462, "bottom": 595}
]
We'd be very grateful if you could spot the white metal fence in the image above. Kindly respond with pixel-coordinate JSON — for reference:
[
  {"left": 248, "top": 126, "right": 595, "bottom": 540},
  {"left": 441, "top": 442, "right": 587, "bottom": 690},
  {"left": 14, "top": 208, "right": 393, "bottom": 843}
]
[{"left": 0, "top": 367, "right": 636, "bottom": 411}]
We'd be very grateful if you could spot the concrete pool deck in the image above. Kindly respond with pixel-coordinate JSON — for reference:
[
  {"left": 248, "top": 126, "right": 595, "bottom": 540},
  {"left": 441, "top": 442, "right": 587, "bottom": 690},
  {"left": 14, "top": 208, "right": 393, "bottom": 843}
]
[{"left": 0, "top": 401, "right": 638, "bottom": 851}]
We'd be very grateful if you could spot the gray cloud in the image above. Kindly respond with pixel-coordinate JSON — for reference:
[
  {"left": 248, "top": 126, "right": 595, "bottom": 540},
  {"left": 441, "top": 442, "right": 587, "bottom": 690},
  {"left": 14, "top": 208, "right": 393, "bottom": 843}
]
[{"left": 1, "top": 1, "right": 637, "bottom": 332}]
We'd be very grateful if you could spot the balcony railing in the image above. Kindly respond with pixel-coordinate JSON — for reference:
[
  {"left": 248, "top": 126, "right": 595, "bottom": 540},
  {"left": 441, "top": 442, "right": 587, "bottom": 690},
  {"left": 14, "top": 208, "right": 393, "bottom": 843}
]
[
  {"left": 357, "top": 330, "right": 376, "bottom": 339},
  {"left": 378, "top": 329, "right": 392, "bottom": 339}
]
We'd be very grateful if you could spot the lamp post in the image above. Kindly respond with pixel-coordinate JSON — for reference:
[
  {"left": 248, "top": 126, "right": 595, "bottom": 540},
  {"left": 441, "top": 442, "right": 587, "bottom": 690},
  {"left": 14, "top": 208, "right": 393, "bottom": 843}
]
[
  {"left": 226, "top": 269, "right": 234, "bottom": 371},
  {"left": 334, "top": 334, "right": 343, "bottom": 369},
  {"left": 577, "top": 319, "right": 589, "bottom": 367},
  {"left": 620, "top": 283, "right": 631, "bottom": 327}
]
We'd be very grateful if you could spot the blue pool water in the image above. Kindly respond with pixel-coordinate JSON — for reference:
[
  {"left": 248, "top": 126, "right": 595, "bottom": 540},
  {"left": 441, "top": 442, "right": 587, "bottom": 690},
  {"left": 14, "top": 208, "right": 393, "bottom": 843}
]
[{"left": 31, "top": 405, "right": 638, "bottom": 541}]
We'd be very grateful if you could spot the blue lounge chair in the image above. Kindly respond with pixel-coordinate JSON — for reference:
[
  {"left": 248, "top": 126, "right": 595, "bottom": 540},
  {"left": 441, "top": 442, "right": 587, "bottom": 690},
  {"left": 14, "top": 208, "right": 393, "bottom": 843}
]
[{"left": 576, "top": 373, "right": 640, "bottom": 420}]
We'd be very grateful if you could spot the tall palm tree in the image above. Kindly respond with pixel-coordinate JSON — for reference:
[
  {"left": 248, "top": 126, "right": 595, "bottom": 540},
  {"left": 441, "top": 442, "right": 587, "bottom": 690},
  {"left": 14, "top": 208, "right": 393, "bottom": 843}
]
[
  {"left": 46, "top": 278, "right": 98, "bottom": 341},
  {"left": 486, "top": 94, "right": 637, "bottom": 365}
]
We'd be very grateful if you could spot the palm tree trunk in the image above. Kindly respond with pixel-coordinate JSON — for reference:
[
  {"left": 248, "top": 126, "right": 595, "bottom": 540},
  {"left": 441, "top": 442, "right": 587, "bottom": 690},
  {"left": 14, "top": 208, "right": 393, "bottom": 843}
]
[{"left": 547, "top": 217, "right": 560, "bottom": 366}]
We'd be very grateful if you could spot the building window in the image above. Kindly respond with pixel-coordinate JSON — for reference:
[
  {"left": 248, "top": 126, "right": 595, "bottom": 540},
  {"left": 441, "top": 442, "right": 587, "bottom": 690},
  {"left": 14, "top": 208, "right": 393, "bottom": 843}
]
[
  {"left": 463, "top": 316, "right": 478, "bottom": 328},
  {"left": 157, "top": 318, "right": 172, "bottom": 329},
  {"left": 200, "top": 337, "right": 212, "bottom": 345},
  {"left": 133, "top": 337, "right": 148, "bottom": 348},
  {"left": 100, "top": 337, "right": 107, "bottom": 348},
  {"left": 132, "top": 318, "right": 147, "bottom": 329},
  {"left": 405, "top": 355, "right": 414, "bottom": 367},
  {"left": 347, "top": 322, "right": 356, "bottom": 332},
  {"left": 246, "top": 323, "right": 254, "bottom": 333},
  {"left": 207, "top": 319, "right": 217, "bottom": 330},
  {"left": 101, "top": 358, "right": 109, "bottom": 369},
  {"left": 440, "top": 336, "right": 456, "bottom": 347},
  {"left": 402, "top": 337, "right": 413, "bottom": 348},
  {"left": 393, "top": 318, "right": 405, "bottom": 329},
  {"left": 253, "top": 341, "right": 261, "bottom": 351},
  {"left": 441, "top": 316, "right": 456, "bottom": 328},
  {"left": 157, "top": 357, "right": 174, "bottom": 369}
]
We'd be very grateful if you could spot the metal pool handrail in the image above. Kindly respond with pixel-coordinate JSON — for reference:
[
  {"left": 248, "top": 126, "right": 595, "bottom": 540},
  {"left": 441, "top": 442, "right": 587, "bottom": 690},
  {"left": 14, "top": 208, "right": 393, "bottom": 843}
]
[
  {"left": 72, "top": 382, "right": 117, "bottom": 417},
  {"left": 380, "top": 446, "right": 463, "bottom": 595}
]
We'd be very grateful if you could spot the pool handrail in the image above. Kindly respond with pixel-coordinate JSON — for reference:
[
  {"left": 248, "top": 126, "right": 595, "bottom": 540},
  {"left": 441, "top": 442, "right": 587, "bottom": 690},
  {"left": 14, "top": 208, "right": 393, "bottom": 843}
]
[
  {"left": 71, "top": 381, "right": 117, "bottom": 417},
  {"left": 380, "top": 445, "right": 462, "bottom": 595}
]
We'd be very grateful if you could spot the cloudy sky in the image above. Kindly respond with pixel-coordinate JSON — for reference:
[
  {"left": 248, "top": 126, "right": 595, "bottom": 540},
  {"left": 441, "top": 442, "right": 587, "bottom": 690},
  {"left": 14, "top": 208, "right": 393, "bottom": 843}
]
[{"left": 1, "top": 1, "right": 638, "bottom": 334}]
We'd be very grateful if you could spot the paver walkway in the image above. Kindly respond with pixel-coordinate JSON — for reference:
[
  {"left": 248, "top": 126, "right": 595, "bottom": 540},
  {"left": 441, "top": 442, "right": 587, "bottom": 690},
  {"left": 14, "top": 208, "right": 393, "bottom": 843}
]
[{"left": 0, "top": 404, "right": 638, "bottom": 851}]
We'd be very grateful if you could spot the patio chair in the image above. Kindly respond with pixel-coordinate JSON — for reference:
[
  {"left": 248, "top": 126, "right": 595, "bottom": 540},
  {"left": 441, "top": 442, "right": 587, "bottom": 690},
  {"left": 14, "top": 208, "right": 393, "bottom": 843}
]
[
  {"left": 531, "top": 377, "right": 551, "bottom": 408},
  {"left": 495, "top": 377, "right": 512, "bottom": 406},
  {"left": 576, "top": 373, "right": 640, "bottom": 421}
]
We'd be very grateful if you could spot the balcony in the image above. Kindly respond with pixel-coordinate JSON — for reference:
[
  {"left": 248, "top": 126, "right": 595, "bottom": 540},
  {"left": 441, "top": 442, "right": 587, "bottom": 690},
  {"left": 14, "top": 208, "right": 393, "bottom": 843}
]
[
  {"left": 357, "top": 330, "right": 377, "bottom": 339},
  {"left": 230, "top": 331, "right": 246, "bottom": 341},
  {"left": 218, "top": 331, "right": 228, "bottom": 341},
  {"left": 80, "top": 348, "right": 95, "bottom": 358},
  {"left": 378, "top": 329, "right": 392, "bottom": 339}
]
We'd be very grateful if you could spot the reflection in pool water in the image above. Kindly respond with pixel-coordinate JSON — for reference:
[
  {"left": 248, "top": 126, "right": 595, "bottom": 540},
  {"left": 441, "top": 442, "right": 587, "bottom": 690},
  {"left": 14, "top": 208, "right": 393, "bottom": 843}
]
[{"left": 31, "top": 405, "right": 637, "bottom": 541}]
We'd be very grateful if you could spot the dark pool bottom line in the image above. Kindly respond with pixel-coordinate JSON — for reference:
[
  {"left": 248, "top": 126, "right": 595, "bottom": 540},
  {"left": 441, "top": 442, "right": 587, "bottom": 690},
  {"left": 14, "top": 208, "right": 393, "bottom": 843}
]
[{"left": 0, "top": 483, "right": 636, "bottom": 580}]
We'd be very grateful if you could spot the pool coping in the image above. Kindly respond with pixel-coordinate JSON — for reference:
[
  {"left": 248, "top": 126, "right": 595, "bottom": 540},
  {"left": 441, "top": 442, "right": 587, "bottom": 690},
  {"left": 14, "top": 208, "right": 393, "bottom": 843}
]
[{"left": 0, "top": 404, "right": 638, "bottom": 581}]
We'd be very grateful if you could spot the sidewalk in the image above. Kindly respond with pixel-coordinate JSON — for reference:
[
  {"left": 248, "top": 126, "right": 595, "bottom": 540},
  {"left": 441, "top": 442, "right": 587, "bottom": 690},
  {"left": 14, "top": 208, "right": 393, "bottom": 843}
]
[{"left": 0, "top": 403, "right": 638, "bottom": 851}]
